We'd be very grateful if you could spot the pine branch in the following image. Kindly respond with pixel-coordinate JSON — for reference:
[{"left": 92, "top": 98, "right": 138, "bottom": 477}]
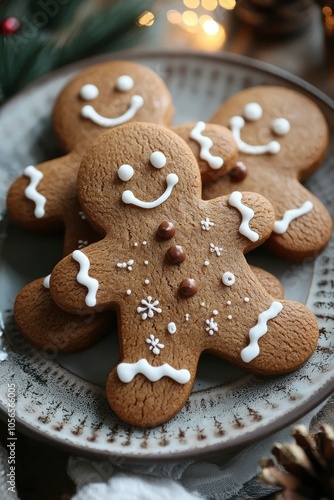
[{"left": 0, "top": 0, "right": 155, "bottom": 103}]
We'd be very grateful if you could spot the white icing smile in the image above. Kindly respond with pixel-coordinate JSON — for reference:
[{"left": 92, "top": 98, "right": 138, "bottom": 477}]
[
  {"left": 230, "top": 116, "right": 280, "bottom": 155},
  {"left": 122, "top": 173, "right": 179, "bottom": 209},
  {"left": 81, "top": 94, "right": 144, "bottom": 127},
  {"left": 229, "top": 103, "right": 291, "bottom": 156}
]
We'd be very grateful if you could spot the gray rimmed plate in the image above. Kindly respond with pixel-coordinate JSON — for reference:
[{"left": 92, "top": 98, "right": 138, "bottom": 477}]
[{"left": 0, "top": 50, "right": 333, "bottom": 462}]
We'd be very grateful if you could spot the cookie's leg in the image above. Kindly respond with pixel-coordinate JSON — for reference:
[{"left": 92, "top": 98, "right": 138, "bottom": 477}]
[
  {"left": 106, "top": 321, "right": 199, "bottom": 427},
  {"left": 14, "top": 278, "right": 111, "bottom": 353}
]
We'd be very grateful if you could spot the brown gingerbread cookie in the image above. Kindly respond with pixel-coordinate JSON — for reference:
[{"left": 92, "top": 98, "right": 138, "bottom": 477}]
[
  {"left": 172, "top": 122, "right": 238, "bottom": 184},
  {"left": 49, "top": 123, "right": 318, "bottom": 427},
  {"left": 6, "top": 60, "right": 174, "bottom": 236},
  {"left": 204, "top": 86, "right": 332, "bottom": 261}
]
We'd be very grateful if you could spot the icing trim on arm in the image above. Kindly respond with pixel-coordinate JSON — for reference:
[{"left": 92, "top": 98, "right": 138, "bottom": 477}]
[
  {"left": 228, "top": 191, "right": 259, "bottom": 242},
  {"left": 273, "top": 201, "right": 313, "bottom": 234},
  {"left": 117, "top": 359, "right": 191, "bottom": 384},
  {"left": 72, "top": 250, "right": 99, "bottom": 307},
  {"left": 24, "top": 166, "right": 46, "bottom": 218},
  {"left": 241, "top": 301, "right": 283, "bottom": 363},
  {"left": 190, "top": 121, "right": 224, "bottom": 170},
  {"left": 81, "top": 95, "right": 144, "bottom": 127}
]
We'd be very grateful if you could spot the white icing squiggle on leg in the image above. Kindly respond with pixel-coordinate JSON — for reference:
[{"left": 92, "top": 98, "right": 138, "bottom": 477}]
[
  {"left": 273, "top": 201, "right": 313, "bottom": 234},
  {"left": 190, "top": 121, "right": 224, "bottom": 170},
  {"left": 117, "top": 358, "right": 191, "bottom": 384},
  {"left": 241, "top": 301, "right": 283, "bottom": 363},
  {"left": 24, "top": 166, "right": 46, "bottom": 218},
  {"left": 72, "top": 250, "right": 99, "bottom": 307},
  {"left": 228, "top": 191, "right": 259, "bottom": 242}
]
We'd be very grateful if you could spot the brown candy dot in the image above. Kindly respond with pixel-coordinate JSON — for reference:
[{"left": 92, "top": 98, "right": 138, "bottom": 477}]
[
  {"left": 167, "top": 245, "right": 186, "bottom": 264},
  {"left": 157, "top": 220, "right": 176, "bottom": 239},
  {"left": 228, "top": 161, "right": 247, "bottom": 182},
  {"left": 179, "top": 278, "right": 198, "bottom": 297}
]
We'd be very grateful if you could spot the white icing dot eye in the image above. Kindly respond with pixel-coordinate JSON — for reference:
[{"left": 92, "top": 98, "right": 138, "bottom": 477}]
[
  {"left": 222, "top": 272, "right": 235, "bottom": 286},
  {"left": 118, "top": 164, "right": 134, "bottom": 182},
  {"left": 150, "top": 151, "right": 167, "bottom": 169},
  {"left": 271, "top": 118, "right": 291, "bottom": 136},
  {"left": 80, "top": 84, "right": 99, "bottom": 100},
  {"left": 116, "top": 75, "right": 134, "bottom": 92},
  {"left": 243, "top": 102, "right": 263, "bottom": 122}
]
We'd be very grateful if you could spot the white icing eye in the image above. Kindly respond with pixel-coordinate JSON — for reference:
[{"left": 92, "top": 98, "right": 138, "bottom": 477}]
[
  {"left": 118, "top": 164, "right": 134, "bottom": 182},
  {"left": 243, "top": 103, "right": 263, "bottom": 122},
  {"left": 222, "top": 272, "right": 235, "bottom": 286},
  {"left": 116, "top": 75, "right": 134, "bottom": 92},
  {"left": 271, "top": 117, "right": 291, "bottom": 136},
  {"left": 80, "top": 84, "right": 99, "bottom": 101},
  {"left": 150, "top": 151, "right": 167, "bottom": 169}
]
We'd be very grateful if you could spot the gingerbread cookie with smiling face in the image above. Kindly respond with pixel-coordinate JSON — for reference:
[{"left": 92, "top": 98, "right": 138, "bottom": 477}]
[
  {"left": 204, "top": 86, "right": 332, "bottom": 261},
  {"left": 49, "top": 123, "right": 319, "bottom": 427},
  {"left": 6, "top": 60, "right": 174, "bottom": 234},
  {"left": 172, "top": 122, "right": 238, "bottom": 184}
]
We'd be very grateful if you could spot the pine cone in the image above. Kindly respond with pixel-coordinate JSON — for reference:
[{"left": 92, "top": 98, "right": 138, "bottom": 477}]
[{"left": 259, "top": 424, "right": 334, "bottom": 499}]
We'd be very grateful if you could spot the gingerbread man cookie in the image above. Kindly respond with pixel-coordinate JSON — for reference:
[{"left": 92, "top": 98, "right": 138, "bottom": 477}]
[
  {"left": 6, "top": 60, "right": 174, "bottom": 237},
  {"left": 204, "top": 86, "right": 332, "bottom": 261},
  {"left": 49, "top": 123, "right": 319, "bottom": 427},
  {"left": 172, "top": 122, "right": 238, "bottom": 184}
]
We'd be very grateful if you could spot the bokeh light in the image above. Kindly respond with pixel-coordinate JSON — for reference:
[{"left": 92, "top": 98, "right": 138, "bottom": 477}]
[{"left": 137, "top": 11, "right": 155, "bottom": 26}]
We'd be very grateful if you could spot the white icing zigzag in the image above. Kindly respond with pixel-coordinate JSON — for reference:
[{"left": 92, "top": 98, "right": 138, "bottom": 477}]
[
  {"left": 117, "top": 359, "right": 191, "bottom": 384},
  {"left": 273, "top": 201, "right": 313, "bottom": 234},
  {"left": 72, "top": 250, "right": 99, "bottom": 307},
  {"left": 24, "top": 165, "right": 46, "bottom": 218},
  {"left": 241, "top": 301, "right": 283, "bottom": 363},
  {"left": 228, "top": 191, "right": 259, "bottom": 242}
]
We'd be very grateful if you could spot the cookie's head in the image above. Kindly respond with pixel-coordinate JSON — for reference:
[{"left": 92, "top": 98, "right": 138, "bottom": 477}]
[
  {"left": 77, "top": 122, "right": 201, "bottom": 235},
  {"left": 52, "top": 60, "right": 174, "bottom": 153},
  {"left": 172, "top": 121, "right": 238, "bottom": 184},
  {"left": 211, "top": 86, "right": 329, "bottom": 179}
]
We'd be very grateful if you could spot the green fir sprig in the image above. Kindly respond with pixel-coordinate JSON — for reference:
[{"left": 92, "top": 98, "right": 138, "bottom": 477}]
[{"left": 0, "top": 0, "right": 155, "bottom": 103}]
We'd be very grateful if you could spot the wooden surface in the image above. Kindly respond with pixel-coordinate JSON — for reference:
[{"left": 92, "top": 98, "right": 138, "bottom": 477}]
[{"left": 1, "top": 4, "right": 333, "bottom": 499}]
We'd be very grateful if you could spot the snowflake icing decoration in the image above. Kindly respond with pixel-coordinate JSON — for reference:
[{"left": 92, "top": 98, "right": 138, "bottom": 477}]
[
  {"left": 210, "top": 243, "right": 223, "bottom": 256},
  {"left": 137, "top": 296, "right": 162, "bottom": 320},
  {"left": 201, "top": 217, "right": 215, "bottom": 231},
  {"left": 117, "top": 259, "right": 134, "bottom": 271},
  {"left": 205, "top": 317, "right": 218, "bottom": 336},
  {"left": 146, "top": 334, "right": 164, "bottom": 355}
]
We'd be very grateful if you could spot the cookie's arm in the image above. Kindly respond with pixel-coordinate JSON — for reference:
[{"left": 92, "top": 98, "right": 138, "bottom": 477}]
[
  {"left": 209, "top": 191, "right": 275, "bottom": 253},
  {"left": 50, "top": 241, "right": 126, "bottom": 314},
  {"left": 6, "top": 153, "right": 78, "bottom": 233},
  {"left": 49, "top": 244, "right": 101, "bottom": 313}
]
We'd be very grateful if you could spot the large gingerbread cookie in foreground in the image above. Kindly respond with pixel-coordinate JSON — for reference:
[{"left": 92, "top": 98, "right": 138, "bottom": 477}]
[
  {"left": 50, "top": 123, "right": 319, "bottom": 428},
  {"left": 6, "top": 60, "right": 174, "bottom": 243},
  {"left": 204, "top": 86, "right": 332, "bottom": 261}
]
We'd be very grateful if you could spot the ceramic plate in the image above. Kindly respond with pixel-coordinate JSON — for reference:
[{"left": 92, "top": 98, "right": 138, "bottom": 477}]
[{"left": 0, "top": 50, "right": 333, "bottom": 462}]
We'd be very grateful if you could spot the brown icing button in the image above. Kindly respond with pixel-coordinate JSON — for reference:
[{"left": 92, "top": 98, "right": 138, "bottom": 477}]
[
  {"left": 179, "top": 278, "right": 198, "bottom": 297},
  {"left": 157, "top": 220, "right": 176, "bottom": 239},
  {"left": 167, "top": 245, "right": 186, "bottom": 264},
  {"left": 228, "top": 161, "right": 247, "bottom": 182}
]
